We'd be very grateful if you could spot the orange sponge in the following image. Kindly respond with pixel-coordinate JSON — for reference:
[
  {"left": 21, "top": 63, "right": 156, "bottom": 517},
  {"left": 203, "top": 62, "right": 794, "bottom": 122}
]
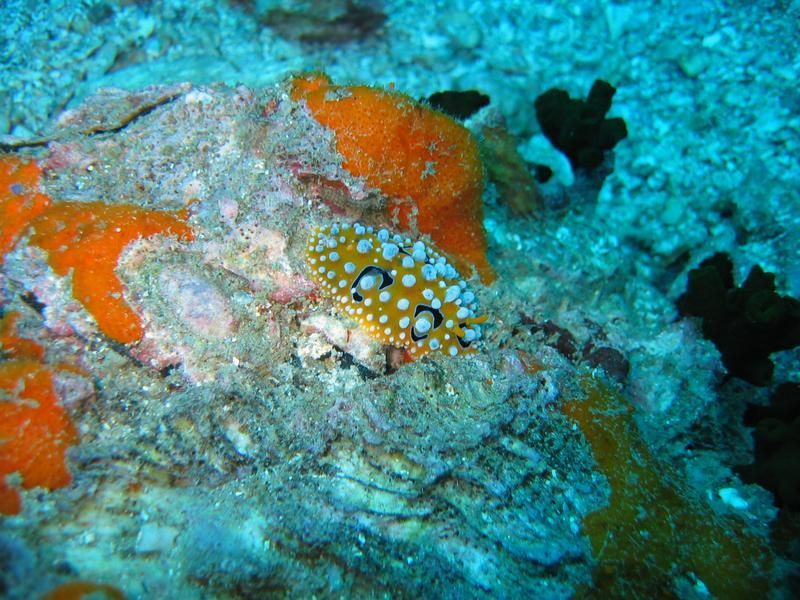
[
  {"left": 0, "top": 155, "right": 51, "bottom": 264},
  {"left": 28, "top": 202, "right": 194, "bottom": 344},
  {"left": 0, "top": 359, "right": 78, "bottom": 515},
  {"left": 291, "top": 73, "right": 494, "bottom": 282}
]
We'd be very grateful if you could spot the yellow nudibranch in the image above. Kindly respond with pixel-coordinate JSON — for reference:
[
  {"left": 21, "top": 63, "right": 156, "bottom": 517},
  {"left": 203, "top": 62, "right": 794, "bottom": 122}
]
[{"left": 306, "top": 222, "right": 487, "bottom": 359}]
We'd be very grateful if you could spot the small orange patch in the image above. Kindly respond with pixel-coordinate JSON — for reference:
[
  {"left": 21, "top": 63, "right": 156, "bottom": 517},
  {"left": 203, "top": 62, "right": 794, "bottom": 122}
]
[
  {"left": 0, "top": 311, "right": 44, "bottom": 361},
  {"left": 0, "top": 155, "right": 51, "bottom": 264},
  {"left": 41, "top": 580, "right": 126, "bottom": 600},
  {"left": 291, "top": 73, "right": 494, "bottom": 282},
  {"left": 0, "top": 360, "right": 78, "bottom": 515},
  {"left": 28, "top": 202, "right": 194, "bottom": 344},
  {"left": 516, "top": 350, "right": 544, "bottom": 374}
]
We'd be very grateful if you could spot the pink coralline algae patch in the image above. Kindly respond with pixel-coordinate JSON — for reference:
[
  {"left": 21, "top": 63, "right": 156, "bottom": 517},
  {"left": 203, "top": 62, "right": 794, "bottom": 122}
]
[
  {"left": 217, "top": 197, "right": 240, "bottom": 226},
  {"left": 300, "top": 313, "right": 383, "bottom": 370},
  {"left": 158, "top": 268, "right": 235, "bottom": 339},
  {"left": 203, "top": 221, "right": 314, "bottom": 304},
  {"left": 269, "top": 271, "right": 315, "bottom": 305}
]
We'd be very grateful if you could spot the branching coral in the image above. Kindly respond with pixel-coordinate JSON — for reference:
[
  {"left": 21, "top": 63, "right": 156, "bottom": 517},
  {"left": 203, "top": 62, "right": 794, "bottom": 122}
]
[{"left": 677, "top": 252, "right": 800, "bottom": 386}]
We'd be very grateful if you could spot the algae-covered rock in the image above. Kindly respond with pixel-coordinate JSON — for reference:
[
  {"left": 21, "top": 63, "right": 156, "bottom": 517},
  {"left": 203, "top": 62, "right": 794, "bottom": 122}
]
[
  {"left": 0, "top": 81, "right": 593, "bottom": 598},
  {"left": 0, "top": 79, "right": 784, "bottom": 599}
]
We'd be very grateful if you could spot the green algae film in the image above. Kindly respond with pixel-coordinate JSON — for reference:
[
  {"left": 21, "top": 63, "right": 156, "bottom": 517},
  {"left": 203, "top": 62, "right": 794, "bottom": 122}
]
[{"left": 563, "top": 380, "right": 774, "bottom": 598}]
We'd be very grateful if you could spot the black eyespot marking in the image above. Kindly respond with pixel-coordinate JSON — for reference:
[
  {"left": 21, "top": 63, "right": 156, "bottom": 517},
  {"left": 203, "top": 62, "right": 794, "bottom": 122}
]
[
  {"left": 456, "top": 322, "right": 473, "bottom": 348},
  {"left": 351, "top": 266, "right": 394, "bottom": 302},
  {"left": 410, "top": 304, "right": 444, "bottom": 341},
  {"left": 413, "top": 304, "right": 443, "bottom": 328}
]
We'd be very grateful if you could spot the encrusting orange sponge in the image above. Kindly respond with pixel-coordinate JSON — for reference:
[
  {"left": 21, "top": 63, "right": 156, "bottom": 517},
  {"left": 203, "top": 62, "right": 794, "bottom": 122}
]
[
  {"left": 291, "top": 73, "right": 494, "bottom": 283},
  {"left": 0, "top": 155, "right": 51, "bottom": 265},
  {"left": 0, "top": 361, "right": 78, "bottom": 515},
  {"left": 0, "top": 313, "right": 78, "bottom": 515},
  {"left": 28, "top": 202, "right": 194, "bottom": 344}
]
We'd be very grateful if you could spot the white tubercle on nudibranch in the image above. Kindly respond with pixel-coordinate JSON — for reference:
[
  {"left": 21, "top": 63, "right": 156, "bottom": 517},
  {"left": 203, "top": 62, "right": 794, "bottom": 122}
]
[{"left": 306, "top": 222, "right": 487, "bottom": 359}]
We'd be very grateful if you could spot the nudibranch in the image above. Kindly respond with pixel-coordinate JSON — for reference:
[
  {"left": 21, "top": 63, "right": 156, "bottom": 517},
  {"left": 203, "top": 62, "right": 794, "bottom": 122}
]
[{"left": 306, "top": 222, "right": 487, "bottom": 359}]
